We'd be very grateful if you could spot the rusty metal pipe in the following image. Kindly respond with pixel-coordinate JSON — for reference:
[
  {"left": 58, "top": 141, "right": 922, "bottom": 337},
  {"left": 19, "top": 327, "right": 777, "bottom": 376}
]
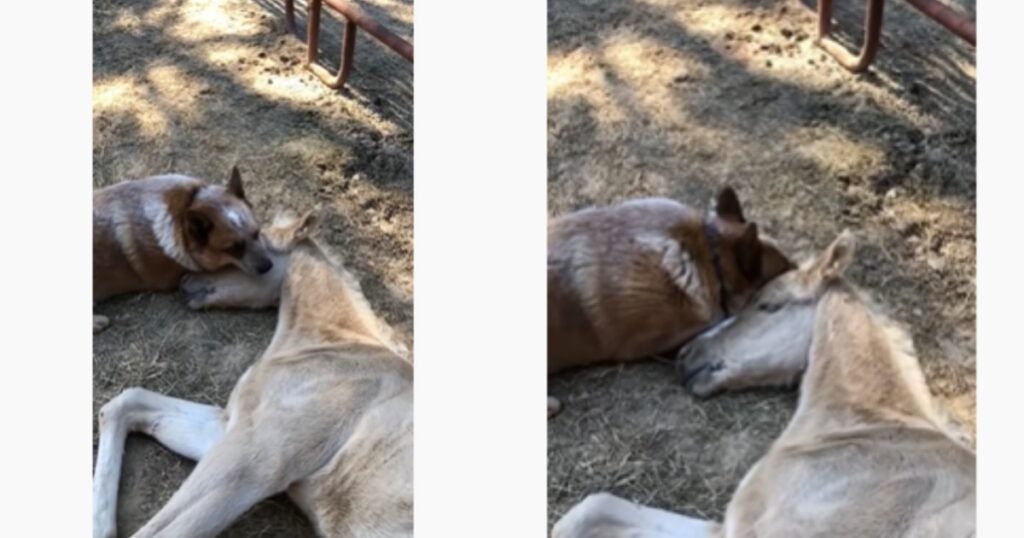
[
  {"left": 308, "top": 18, "right": 359, "bottom": 89},
  {"left": 817, "top": 0, "right": 885, "bottom": 73},
  {"left": 322, "top": 0, "right": 413, "bottom": 62},
  {"left": 283, "top": 0, "right": 412, "bottom": 89},
  {"left": 339, "top": 19, "right": 357, "bottom": 86},
  {"left": 285, "top": 0, "right": 296, "bottom": 33},
  {"left": 306, "top": 0, "right": 322, "bottom": 66},
  {"left": 904, "top": 0, "right": 976, "bottom": 45}
]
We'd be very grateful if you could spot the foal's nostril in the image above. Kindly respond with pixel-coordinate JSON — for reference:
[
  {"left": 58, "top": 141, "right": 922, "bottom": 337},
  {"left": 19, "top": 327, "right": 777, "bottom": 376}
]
[{"left": 679, "top": 361, "right": 710, "bottom": 389}]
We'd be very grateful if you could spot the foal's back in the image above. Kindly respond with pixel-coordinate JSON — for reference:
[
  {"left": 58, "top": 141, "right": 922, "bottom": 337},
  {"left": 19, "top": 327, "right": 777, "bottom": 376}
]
[
  {"left": 727, "top": 289, "right": 974, "bottom": 537},
  {"left": 280, "top": 346, "right": 414, "bottom": 537},
  {"left": 730, "top": 426, "right": 974, "bottom": 537},
  {"left": 227, "top": 246, "right": 414, "bottom": 536}
]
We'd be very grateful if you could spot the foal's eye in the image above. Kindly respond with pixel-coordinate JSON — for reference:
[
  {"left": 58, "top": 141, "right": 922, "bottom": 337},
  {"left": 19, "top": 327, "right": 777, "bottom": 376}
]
[{"left": 758, "top": 302, "right": 784, "bottom": 313}]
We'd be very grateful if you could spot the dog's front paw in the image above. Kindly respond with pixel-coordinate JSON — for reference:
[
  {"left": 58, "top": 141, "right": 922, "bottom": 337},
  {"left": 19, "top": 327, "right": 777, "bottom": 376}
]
[
  {"left": 93, "top": 315, "right": 110, "bottom": 333},
  {"left": 180, "top": 274, "right": 216, "bottom": 309}
]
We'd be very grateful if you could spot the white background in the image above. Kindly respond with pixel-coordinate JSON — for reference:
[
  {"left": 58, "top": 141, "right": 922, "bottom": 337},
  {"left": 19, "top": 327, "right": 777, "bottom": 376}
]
[{"left": 0, "top": 0, "right": 1013, "bottom": 536}]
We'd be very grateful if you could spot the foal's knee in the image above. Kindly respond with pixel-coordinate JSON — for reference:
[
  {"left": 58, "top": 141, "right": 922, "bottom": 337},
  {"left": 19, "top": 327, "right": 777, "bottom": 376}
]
[
  {"left": 552, "top": 492, "right": 621, "bottom": 538},
  {"left": 98, "top": 387, "right": 147, "bottom": 427}
]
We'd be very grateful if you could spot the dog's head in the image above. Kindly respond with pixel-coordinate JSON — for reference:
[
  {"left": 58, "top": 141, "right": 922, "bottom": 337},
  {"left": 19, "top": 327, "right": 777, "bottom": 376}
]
[
  {"left": 708, "top": 187, "right": 794, "bottom": 314},
  {"left": 182, "top": 166, "right": 273, "bottom": 275}
]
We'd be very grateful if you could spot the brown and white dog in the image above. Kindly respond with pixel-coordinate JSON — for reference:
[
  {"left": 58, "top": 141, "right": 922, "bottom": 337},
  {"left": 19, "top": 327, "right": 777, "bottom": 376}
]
[
  {"left": 547, "top": 188, "right": 793, "bottom": 415},
  {"left": 93, "top": 167, "right": 272, "bottom": 332}
]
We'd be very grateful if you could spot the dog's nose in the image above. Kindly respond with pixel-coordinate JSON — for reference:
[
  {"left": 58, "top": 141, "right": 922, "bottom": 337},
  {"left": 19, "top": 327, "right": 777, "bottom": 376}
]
[{"left": 256, "top": 259, "right": 273, "bottom": 274}]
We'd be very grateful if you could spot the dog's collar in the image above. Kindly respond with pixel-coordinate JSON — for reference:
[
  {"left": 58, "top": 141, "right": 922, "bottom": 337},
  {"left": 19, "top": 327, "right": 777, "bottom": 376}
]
[{"left": 704, "top": 217, "right": 731, "bottom": 318}]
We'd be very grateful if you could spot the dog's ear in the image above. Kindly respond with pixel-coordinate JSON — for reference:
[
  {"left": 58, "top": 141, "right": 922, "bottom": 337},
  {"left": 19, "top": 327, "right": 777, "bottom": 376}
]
[
  {"left": 185, "top": 210, "right": 213, "bottom": 246},
  {"left": 714, "top": 187, "right": 746, "bottom": 223},
  {"left": 227, "top": 166, "right": 247, "bottom": 201},
  {"left": 733, "top": 223, "right": 763, "bottom": 281}
]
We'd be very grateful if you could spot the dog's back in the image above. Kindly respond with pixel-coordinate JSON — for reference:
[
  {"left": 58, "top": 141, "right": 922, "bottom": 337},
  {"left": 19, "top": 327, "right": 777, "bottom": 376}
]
[
  {"left": 548, "top": 192, "right": 791, "bottom": 371},
  {"left": 93, "top": 170, "right": 271, "bottom": 305},
  {"left": 548, "top": 198, "right": 712, "bottom": 368},
  {"left": 93, "top": 175, "right": 201, "bottom": 300}
]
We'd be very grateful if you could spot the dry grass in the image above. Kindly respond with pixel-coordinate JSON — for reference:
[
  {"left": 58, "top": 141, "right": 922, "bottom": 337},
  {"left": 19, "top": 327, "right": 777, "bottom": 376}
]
[
  {"left": 548, "top": 0, "right": 975, "bottom": 528},
  {"left": 93, "top": 0, "right": 412, "bottom": 535}
]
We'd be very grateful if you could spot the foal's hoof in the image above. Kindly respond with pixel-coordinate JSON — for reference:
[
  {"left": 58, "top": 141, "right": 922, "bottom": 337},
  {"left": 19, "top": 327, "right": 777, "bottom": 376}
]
[
  {"left": 677, "top": 357, "right": 726, "bottom": 398},
  {"left": 93, "top": 315, "right": 110, "bottom": 333},
  {"left": 548, "top": 396, "right": 562, "bottom": 418},
  {"left": 180, "top": 274, "right": 215, "bottom": 309}
]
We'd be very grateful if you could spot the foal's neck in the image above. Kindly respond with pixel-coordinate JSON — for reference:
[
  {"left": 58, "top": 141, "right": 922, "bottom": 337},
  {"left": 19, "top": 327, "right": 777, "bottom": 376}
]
[
  {"left": 267, "top": 243, "right": 395, "bottom": 355},
  {"left": 795, "top": 285, "right": 943, "bottom": 434}
]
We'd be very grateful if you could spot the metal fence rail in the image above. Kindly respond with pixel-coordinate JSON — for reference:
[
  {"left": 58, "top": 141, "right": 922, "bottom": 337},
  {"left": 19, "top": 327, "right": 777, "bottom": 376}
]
[{"left": 285, "top": 0, "right": 413, "bottom": 89}]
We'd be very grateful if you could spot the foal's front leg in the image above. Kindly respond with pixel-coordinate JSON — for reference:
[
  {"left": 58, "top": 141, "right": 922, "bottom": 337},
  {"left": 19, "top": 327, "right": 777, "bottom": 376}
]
[
  {"left": 128, "top": 432, "right": 286, "bottom": 538},
  {"left": 93, "top": 388, "right": 226, "bottom": 538},
  {"left": 180, "top": 261, "right": 285, "bottom": 310},
  {"left": 552, "top": 493, "right": 720, "bottom": 538}
]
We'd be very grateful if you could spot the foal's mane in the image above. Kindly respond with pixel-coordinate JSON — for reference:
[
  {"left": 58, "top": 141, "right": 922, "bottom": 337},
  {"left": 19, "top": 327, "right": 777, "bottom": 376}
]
[
  {"left": 816, "top": 278, "right": 973, "bottom": 445},
  {"left": 287, "top": 239, "right": 409, "bottom": 361},
  {"left": 819, "top": 277, "right": 920, "bottom": 367}
]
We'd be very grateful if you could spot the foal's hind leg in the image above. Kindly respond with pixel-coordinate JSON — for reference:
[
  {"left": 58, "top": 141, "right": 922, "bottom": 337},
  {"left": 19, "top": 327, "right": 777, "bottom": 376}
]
[
  {"left": 129, "top": 434, "right": 285, "bottom": 538},
  {"left": 552, "top": 493, "right": 720, "bottom": 538},
  {"left": 93, "top": 388, "right": 225, "bottom": 538}
]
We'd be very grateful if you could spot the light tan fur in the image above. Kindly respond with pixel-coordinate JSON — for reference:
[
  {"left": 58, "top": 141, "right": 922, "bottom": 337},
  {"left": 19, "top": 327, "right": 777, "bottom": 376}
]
[
  {"left": 547, "top": 189, "right": 792, "bottom": 416},
  {"left": 93, "top": 211, "right": 412, "bottom": 538},
  {"left": 93, "top": 167, "right": 271, "bottom": 332},
  {"left": 554, "top": 232, "right": 975, "bottom": 538}
]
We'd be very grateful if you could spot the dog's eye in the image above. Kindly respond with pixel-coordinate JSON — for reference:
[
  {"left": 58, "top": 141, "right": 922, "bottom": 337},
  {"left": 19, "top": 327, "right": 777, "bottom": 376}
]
[
  {"left": 758, "top": 302, "right": 784, "bottom": 313},
  {"left": 226, "top": 241, "right": 245, "bottom": 258}
]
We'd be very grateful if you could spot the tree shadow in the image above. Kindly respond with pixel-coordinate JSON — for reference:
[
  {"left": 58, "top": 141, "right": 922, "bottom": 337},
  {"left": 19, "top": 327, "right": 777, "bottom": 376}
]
[
  {"left": 95, "top": 0, "right": 412, "bottom": 135},
  {"left": 549, "top": 0, "right": 974, "bottom": 206}
]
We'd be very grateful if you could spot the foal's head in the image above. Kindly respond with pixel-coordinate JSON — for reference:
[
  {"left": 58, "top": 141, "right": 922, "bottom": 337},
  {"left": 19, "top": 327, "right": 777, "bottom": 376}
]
[{"left": 677, "top": 231, "right": 856, "bottom": 397}]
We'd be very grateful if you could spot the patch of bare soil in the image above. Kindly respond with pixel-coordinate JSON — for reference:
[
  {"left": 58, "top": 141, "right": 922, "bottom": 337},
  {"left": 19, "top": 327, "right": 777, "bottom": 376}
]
[
  {"left": 548, "top": 0, "right": 975, "bottom": 527},
  {"left": 93, "top": 0, "right": 411, "bottom": 535}
]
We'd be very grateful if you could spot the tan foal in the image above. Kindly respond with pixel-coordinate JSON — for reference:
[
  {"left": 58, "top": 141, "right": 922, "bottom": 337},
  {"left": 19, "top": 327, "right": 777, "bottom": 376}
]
[{"left": 554, "top": 232, "right": 974, "bottom": 537}]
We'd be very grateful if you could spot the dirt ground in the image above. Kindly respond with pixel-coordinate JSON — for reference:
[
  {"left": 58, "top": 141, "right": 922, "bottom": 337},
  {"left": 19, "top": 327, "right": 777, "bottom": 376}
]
[
  {"left": 548, "top": 0, "right": 975, "bottom": 528},
  {"left": 93, "top": 0, "right": 411, "bottom": 535}
]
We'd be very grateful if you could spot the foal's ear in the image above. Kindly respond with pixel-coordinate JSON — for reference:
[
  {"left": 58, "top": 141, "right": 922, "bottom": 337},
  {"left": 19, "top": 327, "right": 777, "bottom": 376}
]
[
  {"left": 292, "top": 210, "right": 318, "bottom": 242},
  {"left": 714, "top": 187, "right": 746, "bottom": 223},
  {"left": 271, "top": 208, "right": 319, "bottom": 245},
  {"left": 812, "top": 230, "right": 856, "bottom": 281},
  {"left": 734, "top": 223, "right": 763, "bottom": 281}
]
